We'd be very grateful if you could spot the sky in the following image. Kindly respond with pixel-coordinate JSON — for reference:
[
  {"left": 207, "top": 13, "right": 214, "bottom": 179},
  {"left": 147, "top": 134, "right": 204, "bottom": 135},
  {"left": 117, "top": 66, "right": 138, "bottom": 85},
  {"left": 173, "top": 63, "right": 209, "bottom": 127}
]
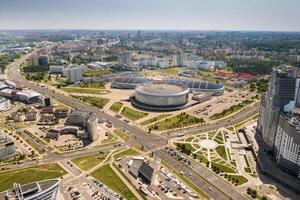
[{"left": 0, "top": 0, "right": 300, "bottom": 31}]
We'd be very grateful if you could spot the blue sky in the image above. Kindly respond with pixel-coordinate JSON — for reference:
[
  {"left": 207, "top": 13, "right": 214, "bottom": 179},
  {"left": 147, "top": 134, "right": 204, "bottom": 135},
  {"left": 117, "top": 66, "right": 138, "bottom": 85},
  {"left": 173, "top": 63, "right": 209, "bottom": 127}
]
[{"left": 0, "top": 0, "right": 299, "bottom": 31}]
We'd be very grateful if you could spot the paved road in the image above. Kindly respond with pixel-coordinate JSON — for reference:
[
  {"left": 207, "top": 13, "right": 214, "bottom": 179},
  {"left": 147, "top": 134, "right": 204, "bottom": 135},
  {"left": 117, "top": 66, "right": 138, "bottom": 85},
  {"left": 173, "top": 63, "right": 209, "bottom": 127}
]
[
  {"left": 5, "top": 52, "right": 258, "bottom": 200},
  {"left": 156, "top": 150, "right": 247, "bottom": 200}
]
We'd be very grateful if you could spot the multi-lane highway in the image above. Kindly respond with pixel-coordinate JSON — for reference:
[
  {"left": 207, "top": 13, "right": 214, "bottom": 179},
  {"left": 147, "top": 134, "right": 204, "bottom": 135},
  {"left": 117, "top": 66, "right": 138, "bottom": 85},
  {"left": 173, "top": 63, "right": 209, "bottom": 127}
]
[{"left": 5, "top": 52, "right": 256, "bottom": 200}]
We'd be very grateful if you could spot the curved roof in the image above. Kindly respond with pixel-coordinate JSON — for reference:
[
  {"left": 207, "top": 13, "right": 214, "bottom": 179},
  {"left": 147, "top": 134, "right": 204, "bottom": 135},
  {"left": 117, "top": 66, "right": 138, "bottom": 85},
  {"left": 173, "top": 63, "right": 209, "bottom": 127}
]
[
  {"left": 136, "top": 83, "right": 189, "bottom": 96},
  {"left": 113, "top": 76, "right": 224, "bottom": 91}
]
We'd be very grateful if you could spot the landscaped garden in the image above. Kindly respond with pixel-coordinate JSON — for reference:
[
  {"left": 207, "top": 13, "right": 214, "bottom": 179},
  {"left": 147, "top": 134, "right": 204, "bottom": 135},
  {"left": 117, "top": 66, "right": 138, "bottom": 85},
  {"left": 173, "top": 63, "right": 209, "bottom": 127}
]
[
  {"left": 140, "top": 114, "right": 172, "bottom": 125},
  {"left": 109, "top": 102, "right": 123, "bottom": 113},
  {"left": 120, "top": 106, "right": 148, "bottom": 121},
  {"left": 173, "top": 129, "right": 248, "bottom": 186},
  {"left": 149, "top": 112, "right": 204, "bottom": 131}
]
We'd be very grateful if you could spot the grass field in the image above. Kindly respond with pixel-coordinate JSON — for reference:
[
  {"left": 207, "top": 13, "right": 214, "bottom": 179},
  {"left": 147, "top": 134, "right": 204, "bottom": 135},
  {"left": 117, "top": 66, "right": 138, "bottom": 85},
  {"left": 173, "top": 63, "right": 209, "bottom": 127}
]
[
  {"left": 71, "top": 152, "right": 108, "bottom": 171},
  {"left": 215, "top": 146, "right": 227, "bottom": 160},
  {"left": 159, "top": 67, "right": 184, "bottom": 74},
  {"left": 114, "top": 148, "right": 139, "bottom": 159},
  {"left": 140, "top": 114, "right": 172, "bottom": 125},
  {"left": 0, "top": 163, "right": 67, "bottom": 192},
  {"left": 91, "top": 164, "right": 138, "bottom": 200},
  {"left": 61, "top": 87, "right": 110, "bottom": 94},
  {"left": 121, "top": 106, "right": 148, "bottom": 121},
  {"left": 109, "top": 102, "right": 123, "bottom": 113},
  {"left": 227, "top": 175, "right": 248, "bottom": 185},
  {"left": 211, "top": 162, "right": 235, "bottom": 173},
  {"left": 113, "top": 129, "right": 130, "bottom": 141},
  {"left": 83, "top": 69, "right": 111, "bottom": 77},
  {"left": 71, "top": 95, "right": 109, "bottom": 109},
  {"left": 71, "top": 82, "right": 105, "bottom": 89},
  {"left": 149, "top": 112, "right": 203, "bottom": 131}
]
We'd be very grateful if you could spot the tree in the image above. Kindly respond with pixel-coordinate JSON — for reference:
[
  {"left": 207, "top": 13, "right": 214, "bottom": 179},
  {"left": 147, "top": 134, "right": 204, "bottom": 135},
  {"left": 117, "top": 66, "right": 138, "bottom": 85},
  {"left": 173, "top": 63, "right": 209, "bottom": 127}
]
[
  {"left": 261, "top": 196, "right": 268, "bottom": 200},
  {"left": 247, "top": 188, "right": 252, "bottom": 195}
]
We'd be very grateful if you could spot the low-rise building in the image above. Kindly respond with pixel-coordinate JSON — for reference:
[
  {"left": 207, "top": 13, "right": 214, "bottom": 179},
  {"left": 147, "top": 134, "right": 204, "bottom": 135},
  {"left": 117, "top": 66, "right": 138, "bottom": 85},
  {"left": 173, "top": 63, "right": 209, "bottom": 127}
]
[
  {"left": 25, "top": 110, "right": 38, "bottom": 121},
  {"left": 0, "top": 179, "right": 60, "bottom": 200},
  {"left": 0, "top": 134, "right": 15, "bottom": 159}
]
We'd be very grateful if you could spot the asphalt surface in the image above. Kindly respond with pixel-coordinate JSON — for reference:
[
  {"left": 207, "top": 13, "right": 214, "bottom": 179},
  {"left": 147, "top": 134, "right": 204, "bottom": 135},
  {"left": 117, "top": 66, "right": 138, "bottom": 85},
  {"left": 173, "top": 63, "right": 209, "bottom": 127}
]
[
  {"left": 156, "top": 150, "right": 247, "bottom": 200},
  {"left": 5, "top": 52, "right": 259, "bottom": 200}
]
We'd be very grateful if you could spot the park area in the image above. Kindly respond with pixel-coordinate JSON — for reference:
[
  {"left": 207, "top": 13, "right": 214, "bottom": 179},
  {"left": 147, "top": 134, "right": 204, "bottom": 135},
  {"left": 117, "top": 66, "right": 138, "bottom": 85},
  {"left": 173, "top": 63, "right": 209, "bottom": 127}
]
[{"left": 174, "top": 129, "right": 248, "bottom": 186}]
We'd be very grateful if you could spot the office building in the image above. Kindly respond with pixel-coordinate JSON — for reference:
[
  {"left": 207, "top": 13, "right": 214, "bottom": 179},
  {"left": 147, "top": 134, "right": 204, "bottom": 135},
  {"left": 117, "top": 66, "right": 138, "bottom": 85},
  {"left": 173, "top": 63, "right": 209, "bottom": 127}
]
[
  {"left": 67, "top": 66, "right": 83, "bottom": 83},
  {"left": 87, "top": 114, "right": 99, "bottom": 141},
  {"left": 258, "top": 66, "right": 298, "bottom": 148},
  {"left": 49, "top": 65, "right": 67, "bottom": 76}
]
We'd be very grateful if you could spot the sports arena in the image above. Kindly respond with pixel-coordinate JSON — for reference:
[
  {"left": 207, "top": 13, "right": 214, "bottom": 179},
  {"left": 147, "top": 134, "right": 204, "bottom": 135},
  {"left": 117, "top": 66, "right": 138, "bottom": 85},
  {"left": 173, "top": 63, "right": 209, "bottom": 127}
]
[{"left": 111, "top": 76, "right": 224, "bottom": 96}]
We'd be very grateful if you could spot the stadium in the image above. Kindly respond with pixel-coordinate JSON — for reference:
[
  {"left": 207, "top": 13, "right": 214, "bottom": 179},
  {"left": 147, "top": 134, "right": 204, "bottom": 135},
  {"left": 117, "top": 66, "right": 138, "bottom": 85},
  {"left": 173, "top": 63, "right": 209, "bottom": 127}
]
[
  {"left": 132, "top": 82, "right": 189, "bottom": 111},
  {"left": 111, "top": 76, "right": 224, "bottom": 96}
]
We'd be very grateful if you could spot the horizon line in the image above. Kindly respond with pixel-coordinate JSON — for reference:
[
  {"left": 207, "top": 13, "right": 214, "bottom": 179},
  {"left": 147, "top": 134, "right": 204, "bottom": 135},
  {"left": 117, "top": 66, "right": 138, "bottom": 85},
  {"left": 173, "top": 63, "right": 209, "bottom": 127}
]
[{"left": 0, "top": 28, "right": 300, "bottom": 33}]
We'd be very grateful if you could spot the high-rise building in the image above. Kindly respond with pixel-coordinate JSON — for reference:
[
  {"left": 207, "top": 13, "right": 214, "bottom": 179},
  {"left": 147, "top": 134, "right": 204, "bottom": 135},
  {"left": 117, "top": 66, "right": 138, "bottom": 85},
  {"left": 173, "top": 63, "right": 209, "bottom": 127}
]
[
  {"left": 176, "top": 52, "right": 187, "bottom": 67},
  {"left": 258, "top": 66, "right": 298, "bottom": 148},
  {"left": 67, "top": 66, "right": 83, "bottom": 83},
  {"left": 273, "top": 111, "right": 300, "bottom": 178},
  {"left": 258, "top": 65, "right": 300, "bottom": 178},
  {"left": 117, "top": 52, "right": 132, "bottom": 66}
]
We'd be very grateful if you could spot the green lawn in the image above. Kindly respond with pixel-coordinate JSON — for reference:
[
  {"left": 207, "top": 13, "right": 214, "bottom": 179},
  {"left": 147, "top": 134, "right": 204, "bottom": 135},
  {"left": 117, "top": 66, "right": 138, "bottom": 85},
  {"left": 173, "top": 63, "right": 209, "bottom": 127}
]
[
  {"left": 71, "top": 82, "right": 106, "bottom": 89},
  {"left": 159, "top": 67, "right": 184, "bottom": 74},
  {"left": 83, "top": 69, "right": 111, "bottom": 77},
  {"left": 114, "top": 129, "right": 130, "bottom": 141},
  {"left": 109, "top": 102, "right": 123, "bottom": 113},
  {"left": 149, "top": 112, "right": 204, "bottom": 131},
  {"left": 227, "top": 175, "right": 248, "bottom": 185},
  {"left": 215, "top": 146, "right": 227, "bottom": 160},
  {"left": 0, "top": 163, "right": 67, "bottom": 192},
  {"left": 140, "top": 114, "right": 172, "bottom": 125},
  {"left": 61, "top": 87, "right": 110, "bottom": 94},
  {"left": 91, "top": 164, "right": 138, "bottom": 200},
  {"left": 211, "top": 162, "right": 236, "bottom": 173},
  {"left": 121, "top": 107, "right": 148, "bottom": 121},
  {"left": 71, "top": 152, "right": 108, "bottom": 171},
  {"left": 102, "top": 133, "right": 117, "bottom": 144},
  {"left": 114, "top": 148, "right": 139, "bottom": 159},
  {"left": 71, "top": 95, "right": 109, "bottom": 109},
  {"left": 210, "top": 99, "right": 254, "bottom": 120}
]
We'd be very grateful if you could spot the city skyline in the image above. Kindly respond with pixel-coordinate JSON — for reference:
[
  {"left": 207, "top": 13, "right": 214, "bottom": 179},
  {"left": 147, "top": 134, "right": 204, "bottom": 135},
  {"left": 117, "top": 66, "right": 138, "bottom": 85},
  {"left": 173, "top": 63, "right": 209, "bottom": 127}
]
[{"left": 0, "top": 0, "right": 300, "bottom": 31}]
